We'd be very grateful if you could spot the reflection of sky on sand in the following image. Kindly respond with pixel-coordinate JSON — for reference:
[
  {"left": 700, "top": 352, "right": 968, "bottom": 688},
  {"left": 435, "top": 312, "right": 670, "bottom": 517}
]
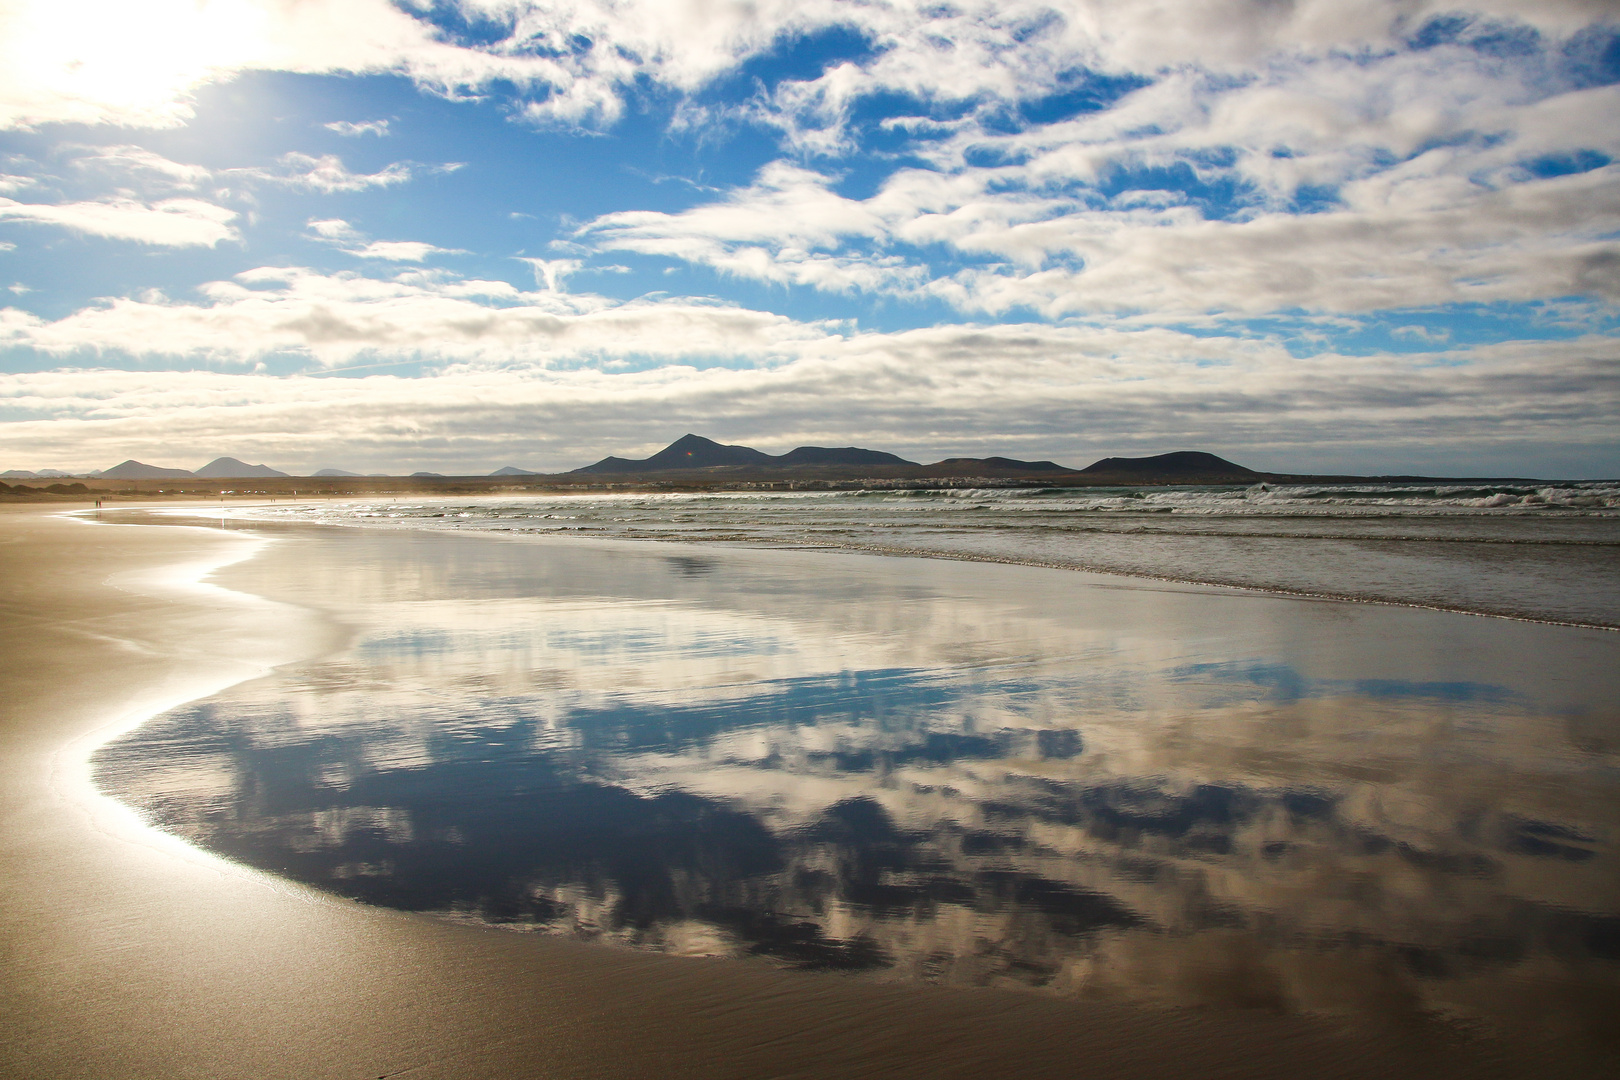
[{"left": 95, "top": 530, "right": 1620, "bottom": 1040}]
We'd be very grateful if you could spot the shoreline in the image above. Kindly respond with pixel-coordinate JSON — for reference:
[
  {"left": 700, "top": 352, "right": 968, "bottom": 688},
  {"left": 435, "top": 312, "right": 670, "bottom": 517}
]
[
  {"left": 1, "top": 464, "right": 1604, "bottom": 502},
  {"left": 123, "top": 496, "right": 1620, "bottom": 632},
  {"left": 41, "top": 516, "right": 361, "bottom": 915},
  {"left": 0, "top": 503, "right": 1601, "bottom": 1078},
  {"left": 818, "top": 537, "right": 1620, "bottom": 632}
]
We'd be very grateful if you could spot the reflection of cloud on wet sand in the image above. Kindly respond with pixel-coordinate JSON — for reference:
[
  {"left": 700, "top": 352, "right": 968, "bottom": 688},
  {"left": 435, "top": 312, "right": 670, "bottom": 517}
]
[{"left": 95, "top": 532, "right": 1620, "bottom": 1042}]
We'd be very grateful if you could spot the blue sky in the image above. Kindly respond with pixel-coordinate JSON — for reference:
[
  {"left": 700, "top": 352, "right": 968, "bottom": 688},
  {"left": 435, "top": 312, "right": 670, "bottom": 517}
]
[{"left": 1, "top": 0, "right": 1617, "bottom": 476}]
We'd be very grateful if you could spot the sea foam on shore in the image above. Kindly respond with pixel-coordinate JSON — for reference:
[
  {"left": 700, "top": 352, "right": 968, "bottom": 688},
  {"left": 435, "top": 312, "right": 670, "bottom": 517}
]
[{"left": 184, "top": 481, "right": 1620, "bottom": 628}]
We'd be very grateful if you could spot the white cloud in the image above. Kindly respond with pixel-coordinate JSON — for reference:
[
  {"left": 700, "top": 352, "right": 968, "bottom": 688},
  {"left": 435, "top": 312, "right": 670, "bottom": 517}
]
[
  {"left": 517, "top": 257, "right": 581, "bottom": 292},
  {"left": 578, "top": 57, "right": 1620, "bottom": 316},
  {"left": 921, "top": 166, "right": 1620, "bottom": 315},
  {"left": 349, "top": 240, "right": 452, "bottom": 261},
  {"left": 1392, "top": 325, "right": 1451, "bottom": 342},
  {"left": 325, "top": 119, "right": 390, "bottom": 136},
  {"left": 580, "top": 162, "right": 935, "bottom": 293},
  {"left": 4, "top": 269, "right": 1612, "bottom": 465},
  {"left": 249, "top": 152, "right": 415, "bottom": 193},
  {"left": 4, "top": 1, "right": 1612, "bottom": 135},
  {"left": 0, "top": 265, "right": 825, "bottom": 367},
  {"left": 585, "top": 162, "right": 881, "bottom": 252},
  {"left": 4, "top": 3, "right": 1615, "bottom": 318},
  {"left": 1, "top": 1, "right": 1616, "bottom": 477},
  {"left": 306, "top": 218, "right": 361, "bottom": 242},
  {"left": 73, "top": 144, "right": 214, "bottom": 188},
  {"left": 0, "top": 0, "right": 574, "bottom": 130},
  {"left": 31, "top": 145, "right": 423, "bottom": 205},
  {"left": 0, "top": 195, "right": 237, "bottom": 246},
  {"left": 305, "top": 218, "right": 462, "bottom": 262}
]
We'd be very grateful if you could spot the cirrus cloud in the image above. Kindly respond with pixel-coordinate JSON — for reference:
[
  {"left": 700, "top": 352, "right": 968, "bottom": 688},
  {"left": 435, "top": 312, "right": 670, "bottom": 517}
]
[{"left": 325, "top": 119, "right": 390, "bottom": 137}]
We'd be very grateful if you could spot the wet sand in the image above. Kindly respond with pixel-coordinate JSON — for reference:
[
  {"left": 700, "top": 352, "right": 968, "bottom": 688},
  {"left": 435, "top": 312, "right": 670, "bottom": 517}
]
[{"left": 0, "top": 504, "right": 1602, "bottom": 1079}]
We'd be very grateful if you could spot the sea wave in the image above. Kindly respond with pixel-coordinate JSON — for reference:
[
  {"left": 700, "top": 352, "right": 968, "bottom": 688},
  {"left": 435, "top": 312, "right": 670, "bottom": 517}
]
[{"left": 164, "top": 478, "right": 1620, "bottom": 629}]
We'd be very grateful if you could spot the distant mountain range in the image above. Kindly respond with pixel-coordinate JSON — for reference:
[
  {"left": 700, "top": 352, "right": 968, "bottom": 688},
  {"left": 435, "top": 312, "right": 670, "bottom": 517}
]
[
  {"left": 68, "top": 439, "right": 1264, "bottom": 482},
  {"left": 7, "top": 439, "right": 1383, "bottom": 486},
  {"left": 0, "top": 468, "right": 80, "bottom": 480},
  {"left": 575, "top": 434, "right": 916, "bottom": 474},
  {"left": 100, "top": 457, "right": 290, "bottom": 480},
  {"left": 573, "top": 434, "right": 1259, "bottom": 482}
]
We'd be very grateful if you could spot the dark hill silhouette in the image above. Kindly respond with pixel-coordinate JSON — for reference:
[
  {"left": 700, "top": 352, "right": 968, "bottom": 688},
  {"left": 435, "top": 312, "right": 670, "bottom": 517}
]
[
  {"left": 644, "top": 434, "right": 774, "bottom": 470},
  {"left": 1080, "top": 451, "right": 1259, "bottom": 481},
  {"left": 928, "top": 456, "right": 1070, "bottom": 473},
  {"left": 577, "top": 435, "right": 916, "bottom": 474},
  {"left": 100, "top": 460, "right": 195, "bottom": 479},
  {"left": 194, "top": 456, "right": 288, "bottom": 478},
  {"left": 776, "top": 445, "right": 913, "bottom": 467},
  {"left": 572, "top": 437, "right": 1273, "bottom": 484},
  {"left": 577, "top": 434, "right": 767, "bottom": 473}
]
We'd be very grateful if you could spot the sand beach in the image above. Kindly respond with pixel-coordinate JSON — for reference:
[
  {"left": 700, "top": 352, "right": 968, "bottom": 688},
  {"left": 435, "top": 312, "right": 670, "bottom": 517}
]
[{"left": 2, "top": 503, "right": 1614, "bottom": 1079}]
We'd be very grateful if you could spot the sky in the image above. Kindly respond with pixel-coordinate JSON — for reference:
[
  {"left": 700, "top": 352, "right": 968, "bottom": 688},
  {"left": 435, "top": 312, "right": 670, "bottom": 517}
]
[{"left": 0, "top": 0, "right": 1617, "bottom": 477}]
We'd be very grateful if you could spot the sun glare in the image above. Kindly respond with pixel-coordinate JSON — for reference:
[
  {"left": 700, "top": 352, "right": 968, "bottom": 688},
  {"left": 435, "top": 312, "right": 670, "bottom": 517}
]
[{"left": 2, "top": 0, "right": 273, "bottom": 128}]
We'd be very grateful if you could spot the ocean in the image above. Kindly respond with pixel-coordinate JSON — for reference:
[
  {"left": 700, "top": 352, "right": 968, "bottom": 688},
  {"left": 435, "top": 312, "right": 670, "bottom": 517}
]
[{"left": 202, "top": 478, "right": 1620, "bottom": 626}]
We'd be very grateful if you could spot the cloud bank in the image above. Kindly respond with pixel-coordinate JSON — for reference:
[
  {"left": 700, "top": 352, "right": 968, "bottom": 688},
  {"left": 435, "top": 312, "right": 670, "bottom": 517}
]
[{"left": 1, "top": 266, "right": 1613, "bottom": 475}]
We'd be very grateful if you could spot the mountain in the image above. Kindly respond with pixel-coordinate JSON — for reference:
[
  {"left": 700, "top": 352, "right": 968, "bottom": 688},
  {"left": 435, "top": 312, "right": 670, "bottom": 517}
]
[
  {"left": 312, "top": 468, "right": 360, "bottom": 477},
  {"left": 570, "top": 437, "right": 1268, "bottom": 484},
  {"left": 927, "top": 456, "right": 1070, "bottom": 473},
  {"left": 194, "top": 456, "right": 289, "bottom": 478},
  {"left": 101, "top": 460, "right": 195, "bottom": 479},
  {"left": 576, "top": 434, "right": 917, "bottom": 474},
  {"left": 775, "top": 446, "right": 915, "bottom": 467},
  {"left": 491, "top": 466, "right": 539, "bottom": 476},
  {"left": 578, "top": 434, "right": 775, "bottom": 473},
  {"left": 1079, "top": 451, "right": 1259, "bottom": 481},
  {"left": 410, "top": 471, "right": 444, "bottom": 478}
]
